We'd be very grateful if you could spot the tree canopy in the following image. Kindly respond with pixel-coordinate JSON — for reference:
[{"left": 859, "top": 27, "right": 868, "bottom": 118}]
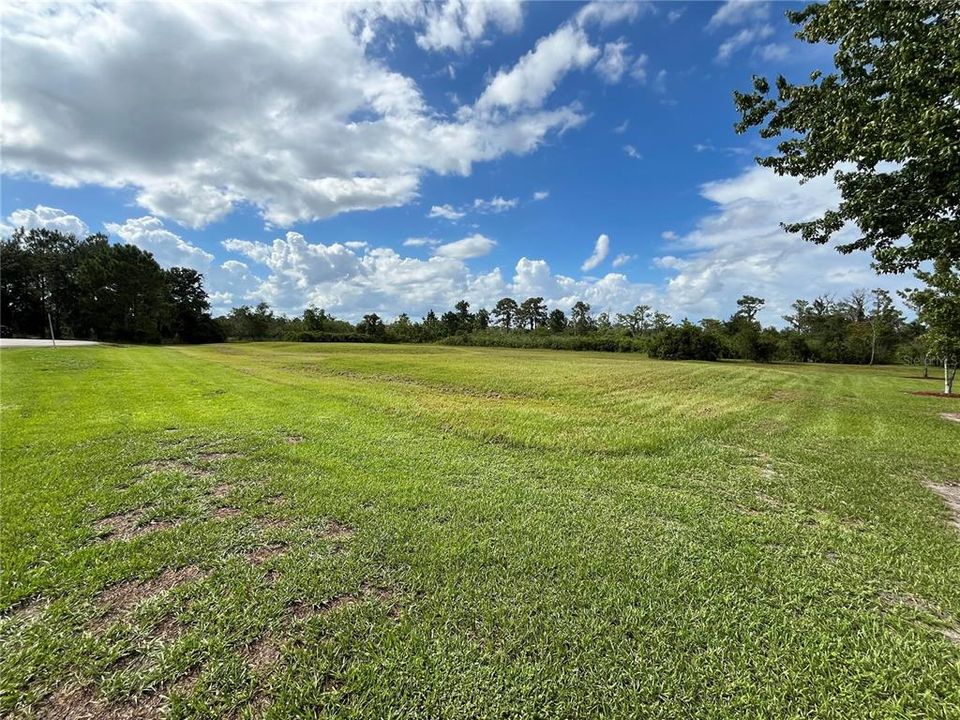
[{"left": 734, "top": 0, "right": 960, "bottom": 273}]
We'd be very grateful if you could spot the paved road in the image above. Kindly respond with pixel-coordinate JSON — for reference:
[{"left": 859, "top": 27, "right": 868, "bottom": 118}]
[{"left": 0, "top": 338, "right": 99, "bottom": 348}]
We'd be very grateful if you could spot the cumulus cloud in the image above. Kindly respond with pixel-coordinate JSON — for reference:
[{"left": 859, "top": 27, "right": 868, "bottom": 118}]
[
  {"left": 105, "top": 216, "right": 214, "bottom": 268},
  {"left": 630, "top": 54, "right": 649, "bottom": 83},
  {"left": 2, "top": 2, "right": 585, "bottom": 228},
  {"left": 532, "top": 190, "right": 550, "bottom": 201},
  {"left": 433, "top": 233, "right": 497, "bottom": 259},
  {"left": 624, "top": 145, "right": 642, "bottom": 159},
  {"left": 653, "top": 165, "right": 915, "bottom": 323},
  {"left": 477, "top": 23, "right": 599, "bottom": 112},
  {"left": 595, "top": 40, "right": 632, "bottom": 84},
  {"left": 415, "top": 0, "right": 524, "bottom": 53},
  {"left": 581, "top": 233, "right": 610, "bottom": 271},
  {"left": 2, "top": 205, "right": 89, "bottom": 238},
  {"left": 429, "top": 204, "right": 466, "bottom": 220},
  {"left": 612, "top": 253, "right": 635, "bottom": 268}
]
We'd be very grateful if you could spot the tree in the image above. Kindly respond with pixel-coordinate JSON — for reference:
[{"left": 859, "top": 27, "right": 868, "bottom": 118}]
[
  {"left": 357, "top": 313, "right": 385, "bottom": 338},
  {"left": 734, "top": 1, "right": 960, "bottom": 273},
  {"left": 516, "top": 297, "right": 547, "bottom": 330},
  {"left": 903, "top": 258, "right": 960, "bottom": 394},
  {"left": 548, "top": 308, "right": 568, "bottom": 333},
  {"left": 734, "top": 295, "right": 765, "bottom": 323},
  {"left": 493, "top": 297, "right": 519, "bottom": 330},
  {"left": 475, "top": 308, "right": 490, "bottom": 331},
  {"left": 867, "top": 288, "right": 900, "bottom": 365},
  {"left": 570, "top": 301, "right": 593, "bottom": 334},
  {"left": 165, "top": 267, "right": 222, "bottom": 343}
]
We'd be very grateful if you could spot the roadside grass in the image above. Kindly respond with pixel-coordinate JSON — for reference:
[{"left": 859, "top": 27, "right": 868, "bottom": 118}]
[{"left": 1, "top": 342, "right": 958, "bottom": 718}]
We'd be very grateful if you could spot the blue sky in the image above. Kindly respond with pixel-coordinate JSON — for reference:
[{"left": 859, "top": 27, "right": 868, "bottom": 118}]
[{"left": 0, "top": 1, "right": 914, "bottom": 323}]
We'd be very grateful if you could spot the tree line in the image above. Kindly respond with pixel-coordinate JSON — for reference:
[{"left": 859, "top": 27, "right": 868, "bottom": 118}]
[
  {"left": 1, "top": 227, "right": 222, "bottom": 343},
  {"left": 219, "top": 290, "right": 930, "bottom": 366}
]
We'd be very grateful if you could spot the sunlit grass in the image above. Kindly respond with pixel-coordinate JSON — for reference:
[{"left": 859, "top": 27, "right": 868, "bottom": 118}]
[{"left": 2, "top": 343, "right": 958, "bottom": 718}]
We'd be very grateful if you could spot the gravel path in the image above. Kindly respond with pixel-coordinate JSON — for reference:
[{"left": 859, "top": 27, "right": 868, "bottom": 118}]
[{"left": 0, "top": 338, "right": 99, "bottom": 348}]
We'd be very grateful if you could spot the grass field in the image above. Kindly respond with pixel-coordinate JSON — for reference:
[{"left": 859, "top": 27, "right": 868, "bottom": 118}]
[{"left": 2, "top": 342, "right": 959, "bottom": 719}]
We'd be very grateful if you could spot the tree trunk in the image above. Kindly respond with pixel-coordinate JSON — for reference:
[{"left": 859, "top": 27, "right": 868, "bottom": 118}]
[
  {"left": 946, "top": 357, "right": 957, "bottom": 395},
  {"left": 923, "top": 354, "right": 929, "bottom": 378},
  {"left": 869, "top": 321, "right": 877, "bottom": 365}
]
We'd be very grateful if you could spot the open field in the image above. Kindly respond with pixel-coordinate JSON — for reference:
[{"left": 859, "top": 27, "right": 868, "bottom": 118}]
[{"left": 1, "top": 342, "right": 959, "bottom": 718}]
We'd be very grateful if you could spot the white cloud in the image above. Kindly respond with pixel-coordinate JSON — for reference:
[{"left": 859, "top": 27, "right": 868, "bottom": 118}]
[
  {"left": 476, "top": 23, "right": 599, "bottom": 112},
  {"left": 429, "top": 204, "right": 467, "bottom": 220},
  {"left": 512, "top": 256, "right": 655, "bottom": 314},
  {"left": 344, "top": 241, "right": 369, "bottom": 250},
  {"left": 581, "top": 233, "right": 610, "bottom": 271},
  {"left": 612, "top": 253, "right": 636, "bottom": 268},
  {"left": 415, "top": 0, "right": 524, "bottom": 53},
  {"left": 624, "top": 145, "right": 642, "bottom": 159},
  {"left": 2, "top": 2, "right": 583, "bottom": 228},
  {"left": 595, "top": 40, "right": 632, "bottom": 84},
  {"left": 653, "top": 165, "right": 915, "bottom": 323},
  {"left": 532, "top": 190, "right": 550, "bottom": 201},
  {"left": 2, "top": 205, "right": 89, "bottom": 238},
  {"left": 473, "top": 196, "right": 519, "bottom": 213},
  {"left": 667, "top": 8, "right": 686, "bottom": 23},
  {"left": 576, "top": 1, "right": 650, "bottom": 28},
  {"left": 716, "top": 25, "right": 774, "bottom": 62},
  {"left": 756, "top": 43, "right": 789, "bottom": 62},
  {"left": 614, "top": 120, "right": 630, "bottom": 134},
  {"left": 403, "top": 237, "right": 440, "bottom": 247},
  {"left": 707, "top": 0, "right": 769, "bottom": 30},
  {"left": 630, "top": 54, "right": 649, "bottom": 83},
  {"left": 105, "top": 216, "right": 214, "bottom": 268},
  {"left": 433, "top": 233, "right": 497, "bottom": 259},
  {"left": 661, "top": 230, "right": 679, "bottom": 240}
]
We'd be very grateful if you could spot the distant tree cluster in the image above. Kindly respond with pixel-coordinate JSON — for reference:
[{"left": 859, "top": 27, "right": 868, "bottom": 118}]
[
  {"left": 1, "top": 228, "right": 222, "bottom": 343},
  {"left": 215, "top": 291, "right": 931, "bottom": 368}
]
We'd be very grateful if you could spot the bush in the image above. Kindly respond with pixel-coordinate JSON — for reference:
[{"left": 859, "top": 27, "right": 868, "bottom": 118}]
[
  {"left": 283, "top": 331, "right": 379, "bottom": 343},
  {"left": 647, "top": 323, "right": 721, "bottom": 361},
  {"left": 439, "top": 331, "right": 643, "bottom": 353}
]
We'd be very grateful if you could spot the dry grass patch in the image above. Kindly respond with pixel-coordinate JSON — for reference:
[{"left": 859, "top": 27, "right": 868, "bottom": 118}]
[
  {"left": 94, "top": 510, "right": 179, "bottom": 542},
  {"left": 940, "top": 412, "right": 960, "bottom": 423},
  {"left": 95, "top": 566, "right": 204, "bottom": 629},
  {"left": 925, "top": 482, "right": 960, "bottom": 531},
  {"left": 243, "top": 636, "right": 282, "bottom": 675},
  {"left": 38, "top": 683, "right": 166, "bottom": 720},
  {"left": 213, "top": 507, "right": 243, "bottom": 520},
  {"left": 245, "top": 542, "right": 288, "bottom": 566},
  {"left": 319, "top": 520, "right": 355, "bottom": 541}
]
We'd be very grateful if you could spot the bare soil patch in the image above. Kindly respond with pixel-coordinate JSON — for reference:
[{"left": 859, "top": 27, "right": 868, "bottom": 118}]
[
  {"left": 284, "top": 435, "right": 304, "bottom": 444},
  {"left": 95, "top": 510, "right": 179, "bottom": 542},
  {"left": 880, "top": 590, "right": 960, "bottom": 644},
  {"left": 907, "top": 390, "right": 960, "bottom": 399},
  {"left": 210, "top": 483, "right": 233, "bottom": 499},
  {"left": 926, "top": 482, "right": 960, "bottom": 531},
  {"left": 940, "top": 412, "right": 960, "bottom": 423},
  {"left": 243, "top": 636, "right": 281, "bottom": 674},
  {"left": 320, "top": 520, "right": 355, "bottom": 541},
  {"left": 246, "top": 542, "right": 288, "bottom": 565},
  {"left": 213, "top": 507, "right": 242, "bottom": 520},
  {"left": 95, "top": 566, "right": 204, "bottom": 628},
  {"left": 39, "top": 684, "right": 166, "bottom": 720}
]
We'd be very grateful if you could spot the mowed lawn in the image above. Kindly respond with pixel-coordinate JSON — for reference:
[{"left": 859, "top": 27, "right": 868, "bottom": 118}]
[{"left": 1, "top": 343, "right": 958, "bottom": 719}]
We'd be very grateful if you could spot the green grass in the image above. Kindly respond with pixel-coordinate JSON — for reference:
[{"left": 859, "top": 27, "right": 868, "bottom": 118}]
[{"left": 2, "top": 342, "right": 959, "bottom": 719}]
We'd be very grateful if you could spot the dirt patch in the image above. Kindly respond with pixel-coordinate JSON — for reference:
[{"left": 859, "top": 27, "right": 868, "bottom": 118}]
[
  {"left": 926, "top": 482, "right": 960, "bottom": 531},
  {"left": 3, "top": 596, "right": 46, "bottom": 624},
  {"left": 881, "top": 591, "right": 960, "bottom": 644},
  {"left": 940, "top": 412, "right": 960, "bottom": 423},
  {"left": 243, "top": 636, "right": 282, "bottom": 674},
  {"left": 284, "top": 435, "right": 304, "bottom": 444},
  {"left": 136, "top": 458, "right": 212, "bottom": 479},
  {"left": 213, "top": 507, "right": 243, "bottom": 520},
  {"left": 257, "top": 517, "right": 291, "bottom": 532},
  {"left": 210, "top": 483, "right": 233, "bottom": 499},
  {"left": 95, "top": 510, "right": 179, "bottom": 542},
  {"left": 246, "top": 542, "right": 288, "bottom": 566},
  {"left": 38, "top": 684, "right": 166, "bottom": 720},
  {"left": 320, "top": 520, "right": 355, "bottom": 541},
  {"left": 907, "top": 390, "right": 960, "bottom": 399},
  {"left": 152, "top": 615, "right": 185, "bottom": 643},
  {"left": 198, "top": 451, "right": 242, "bottom": 462},
  {"left": 95, "top": 566, "right": 204, "bottom": 628},
  {"left": 287, "top": 594, "right": 360, "bottom": 620}
]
